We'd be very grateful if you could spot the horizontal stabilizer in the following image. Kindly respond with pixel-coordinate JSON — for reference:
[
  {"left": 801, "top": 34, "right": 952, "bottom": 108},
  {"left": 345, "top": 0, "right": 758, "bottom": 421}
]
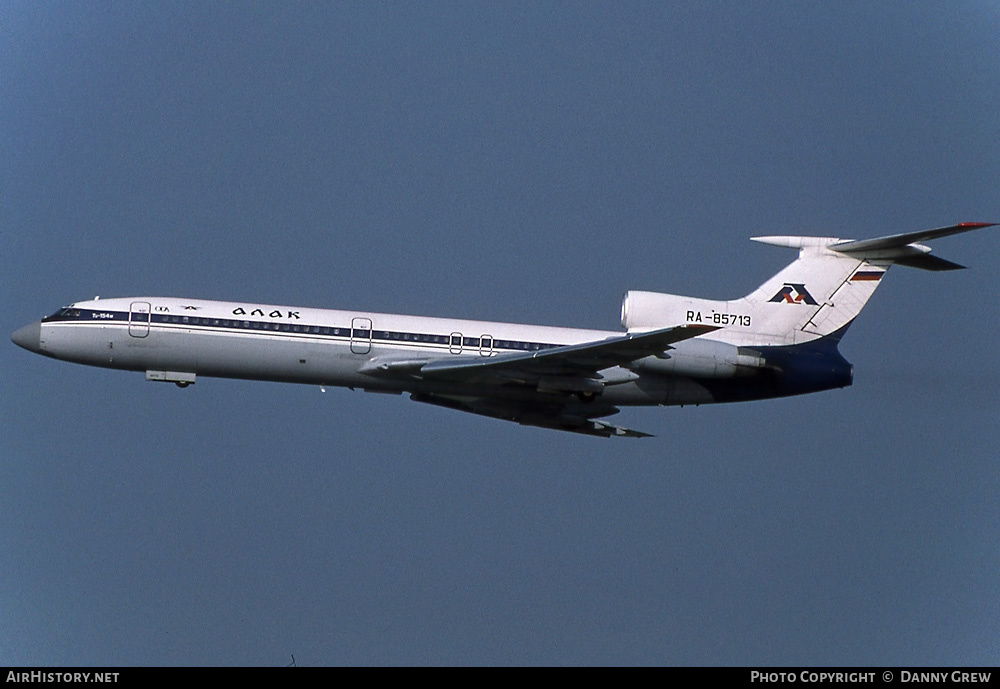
[
  {"left": 828, "top": 222, "right": 995, "bottom": 270},
  {"left": 831, "top": 222, "right": 995, "bottom": 253},
  {"left": 893, "top": 254, "right": 966, "bottom": 271}
]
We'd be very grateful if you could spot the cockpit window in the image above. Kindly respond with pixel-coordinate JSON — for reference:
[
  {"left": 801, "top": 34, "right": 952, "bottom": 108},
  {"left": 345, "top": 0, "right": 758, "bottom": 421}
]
[{"left": 45, "top": 307, "right": 82, "bottom": 321}]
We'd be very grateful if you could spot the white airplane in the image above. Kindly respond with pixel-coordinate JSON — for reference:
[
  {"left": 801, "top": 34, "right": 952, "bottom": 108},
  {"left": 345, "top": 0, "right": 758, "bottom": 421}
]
[{"left": 12, "top": 222, "right": 994, "bottom": 437}]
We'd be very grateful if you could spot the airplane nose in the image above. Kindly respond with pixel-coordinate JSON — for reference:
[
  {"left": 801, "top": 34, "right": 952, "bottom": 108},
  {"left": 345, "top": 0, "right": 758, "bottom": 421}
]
[{"left": 12, "top": 321, "right": 42, "bottom": 353}]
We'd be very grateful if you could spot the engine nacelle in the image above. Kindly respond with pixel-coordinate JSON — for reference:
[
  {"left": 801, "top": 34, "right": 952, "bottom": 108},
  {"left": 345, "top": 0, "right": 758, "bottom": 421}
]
[
  {"left": 630, "top": 337, "right": 767, "bottom": 379},
  {"left": 622, "top": 290, "right": 736, "bottom": 331},
  {"left": 622, "top": 290, "right": 765, "bottom": 377}
]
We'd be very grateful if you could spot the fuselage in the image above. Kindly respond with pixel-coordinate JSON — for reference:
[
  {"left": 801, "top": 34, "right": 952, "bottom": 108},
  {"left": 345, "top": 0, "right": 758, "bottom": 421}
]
[
  {"left": 14, "top": 297, "right": 679, "bottom": 404},
  {"left": 12, "top": 295, "right": 854, "bottom": 415}
]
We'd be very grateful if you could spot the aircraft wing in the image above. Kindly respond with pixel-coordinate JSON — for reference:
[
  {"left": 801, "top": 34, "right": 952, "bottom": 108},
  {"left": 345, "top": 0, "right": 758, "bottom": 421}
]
[
  {"left": 410, "top": 392, "right": 654, "bottom": 437},
  {"left": 364, "top": 323, "right": 719, "bottom": 438},
  {"left": 417, "top": 323, "right": 720, "bottom": 382}
]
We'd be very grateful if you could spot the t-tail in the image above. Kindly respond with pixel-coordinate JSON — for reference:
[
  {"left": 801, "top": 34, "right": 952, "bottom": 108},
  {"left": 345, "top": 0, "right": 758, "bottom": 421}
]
[
  {"left": 620, "top": 222, "right": 995, "bottom": 401},
  {"left": 622, "top": 222, "right": 996, "bottom": 348}
]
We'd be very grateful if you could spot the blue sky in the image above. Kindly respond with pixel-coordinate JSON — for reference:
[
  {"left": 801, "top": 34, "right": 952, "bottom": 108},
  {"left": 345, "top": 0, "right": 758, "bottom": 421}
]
[{"left": 3, "top": 1, "right": 999, "bottom": 665}]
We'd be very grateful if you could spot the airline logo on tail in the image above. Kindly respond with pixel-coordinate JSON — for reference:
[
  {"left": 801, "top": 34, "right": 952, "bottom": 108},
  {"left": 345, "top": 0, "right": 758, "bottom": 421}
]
[{"left": 769, "top": 283, "right": 819, "bottom": 305}]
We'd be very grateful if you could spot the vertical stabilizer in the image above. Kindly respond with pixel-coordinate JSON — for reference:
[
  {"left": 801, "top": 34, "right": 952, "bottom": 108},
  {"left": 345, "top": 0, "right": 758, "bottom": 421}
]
[
  {"left": 622, "top": 222, "right": 994, "bottom": 348},
  {"left": 739, "top": 237, "right": 886, "bottom": 345}
]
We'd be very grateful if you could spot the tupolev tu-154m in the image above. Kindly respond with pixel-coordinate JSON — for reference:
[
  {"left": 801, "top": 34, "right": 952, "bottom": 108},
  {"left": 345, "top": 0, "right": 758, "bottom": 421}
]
[{"left": 12, "top": 222, "right": 995, "bottom": 437}]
